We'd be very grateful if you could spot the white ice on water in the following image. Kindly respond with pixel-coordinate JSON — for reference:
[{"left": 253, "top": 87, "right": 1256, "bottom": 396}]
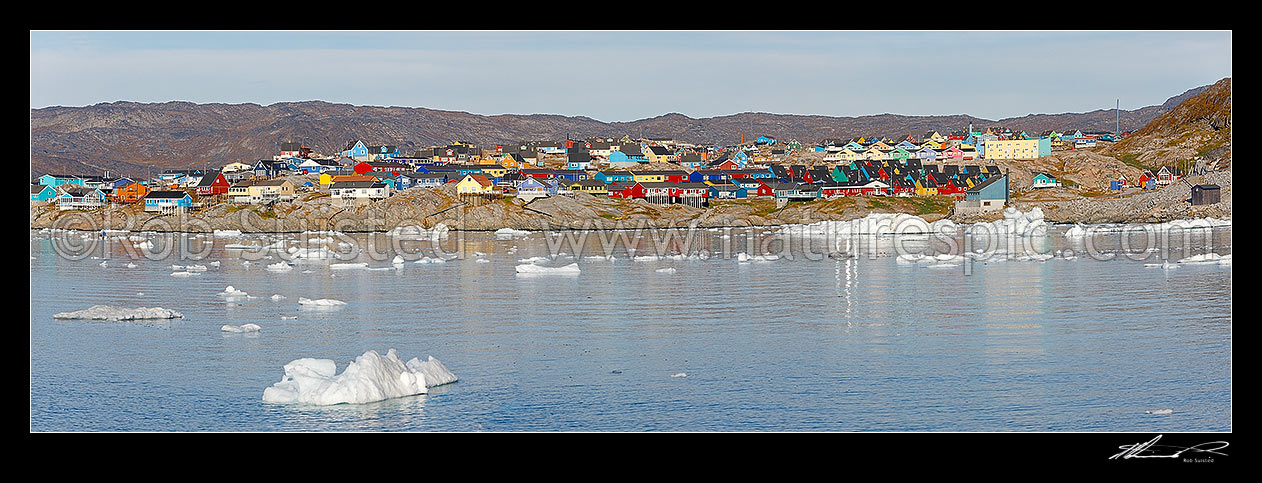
[
  {"left": 656, "top": 267, "right": 677, "bottom": 273},
  {"left": 778, "top": 212, "right": 957, "bottom": 237},
  {"left": 213, "top": 230, "right": 243, "bottom": 237},
  {"left": 261, "top": 349, "right": 458, "bottom": 405},
  {"left": 271, "top": 294, "right": 287, "bottom": 301},
  {"left": 266, "top": 262, "right": 294, "bottom": 272},
  {"left": 515, "top": 263, "right": 580, "bottom": 275},
  {"left": 495, "top": 228, "right": 531, "bottom": 238},
  {"left": 298, "top": 297, "right": 347, "bottom": 307},
  {"left": 53, "top": 305, "right": 184, "bottom": 321},
  {"left": 219, "top": 286, "right": 250, "bottom": 298},
  {"left": 330, "top": 263, "right": 369, "bottom": 270},
  {"left": 221, "top": 323, "right": 262, "bottom": 333}
]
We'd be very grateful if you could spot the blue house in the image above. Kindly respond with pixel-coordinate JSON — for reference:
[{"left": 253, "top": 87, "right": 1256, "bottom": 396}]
[
  {"left": 965, "top": 175, "right": 1007, "bottom": 203},
  {"left": 31, "top": 184, "right": 58, "bottom": 201},
  {"left": 37, "top": 174, "right": 85, "bottom": 187},
  {"left": 399, "top": 172, "right": 449, "bottom": 189},
  {"left": 755, "top": 135, "right": 776, "bottom": 145},
  {"left": 594, "top": 170, "right": 635, "bottom": 184},
  {"left": 708, "top": 183, "right": 747, "bottom": 200},
  {"left": 341, "top": 140, "right": 370, "bottom": 160},
  {"left": 554, "top": 169, "right": 589, "bottom": 182},
  {"left": 607, "top": 148, "right": 648, "bottom": 165},
  {"left": 143, "top": 190, "right": 193, "bottom": 213},
  {"left": 1038, "top": 137, "right": 1052, "bottom": 157}
]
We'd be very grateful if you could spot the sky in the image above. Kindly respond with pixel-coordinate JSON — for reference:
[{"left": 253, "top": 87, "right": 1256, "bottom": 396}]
[{"left": 29, "top": 30, "right": 1232, "bottom": 123}]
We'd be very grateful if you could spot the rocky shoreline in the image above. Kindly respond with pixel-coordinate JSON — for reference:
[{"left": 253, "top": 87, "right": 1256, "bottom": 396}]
[{"left": 30, "top": 169, "right": 1230, "bottom": 233}]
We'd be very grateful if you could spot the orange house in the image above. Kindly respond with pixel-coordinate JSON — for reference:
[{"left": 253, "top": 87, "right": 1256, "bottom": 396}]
[{"left": 113, "top": 182, "right": 150, "bottom": 204}]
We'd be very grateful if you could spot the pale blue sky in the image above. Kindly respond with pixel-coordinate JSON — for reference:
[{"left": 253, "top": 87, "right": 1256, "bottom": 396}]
[{"left": 30, "top": 30, "right": 1232, "bottom": 122}]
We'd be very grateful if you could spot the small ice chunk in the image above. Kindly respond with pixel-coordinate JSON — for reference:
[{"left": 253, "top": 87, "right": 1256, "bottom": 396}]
[
  {"left": 670, "top": 373, "right": 687, "bottom": 378},
  {"left": 475, "top": 258, "right": 490, "bottom": 263},
  {"left": 330, "top": 263, "right": 368, "bottom": 270},
  {"left": 515, "top": 263, "right": 580, "bottom": 275},
  {"left": 171, "top": 271, "right": 200, "bottom": 277},
  {"left": 298, "top": 297, "right": 347, "bottom": 307},
  {"left": 214, "top": 229, "right": 243, "bottom": 237},
  {"left": 220, "top": 286, "right": 248, "bottom": 297},
  {"left": 1146, "top": 409, "right": 1173, "bottom": 415},
  {"left": 221, "top": 323, "right": 262, "bottom": 333},
  {"left": 266, "top": 262, "right": 294, "bottom": 272},
  {"left": 656, "top": 267, "right": 677, "bottom": 273},
  {"left": 270, "top": 294, "right": 287, "bottom": 301}
]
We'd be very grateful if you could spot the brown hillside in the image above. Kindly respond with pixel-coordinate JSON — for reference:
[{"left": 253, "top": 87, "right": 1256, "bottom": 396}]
[{"left": 1107, "top": 77, "right": 1231, "bottom": 170}]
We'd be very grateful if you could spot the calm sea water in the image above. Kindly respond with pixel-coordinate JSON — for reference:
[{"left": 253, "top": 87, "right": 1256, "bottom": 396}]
[{"left": 29, "top": 224, "right": 1232, "bottom": 432}]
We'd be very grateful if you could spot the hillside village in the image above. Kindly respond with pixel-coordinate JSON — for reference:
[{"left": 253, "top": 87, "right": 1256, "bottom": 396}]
[{"left": 31, "top": 120, "right": 1229, "bottom": 227}]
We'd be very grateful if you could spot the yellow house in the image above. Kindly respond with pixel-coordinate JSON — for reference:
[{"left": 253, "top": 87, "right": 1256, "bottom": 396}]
[
  {"left": 456, "top": 174, "right": 496, "bottom": 195},
  {"left": 983, "top": 139, "right": 1041, "bottom": 160},
  {"left": 925, "top": 131, "right": 946, "bottom": 144},
  {"left": 630, "top": 171, "right": 665, "bottom": 183},
  {"left": 319, "top": 173, "right": 334, "bottom": 187},
  {"left": 500, "top": 153, "right": 526, "bottom": 169},
  {"left": 869, "top": 141, "right": 891, "bottom": 151},
  {"left": 477, "top": 165, "right": 508, "bottom": 179},
  {"left": 565, "top": 180, "right": 607, "bottom": 195},
  {"left": 222, "top": 162, "right": 253, "bottom": 173},
  {"left": 863, "top": 147, "right": 885, "bottom": 160},
  {"left": 837, "top": 148, "right": 861, "bottom": 162},
  {"left": 230, "top": 179, "right": 295, "bottom": 203}
]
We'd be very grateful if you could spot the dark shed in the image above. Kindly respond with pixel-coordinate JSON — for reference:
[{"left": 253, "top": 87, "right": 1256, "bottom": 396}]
[{"left": 1190, "top": 184, "right": 1221, "bottom": 205}]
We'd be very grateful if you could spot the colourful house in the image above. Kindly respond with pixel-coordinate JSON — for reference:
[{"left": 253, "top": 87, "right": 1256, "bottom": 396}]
[
  {"left": 1031, "top": 172, "right": 1058, "bottom": 189},
  {"left": 56, "top": 186, "right": 109, "bottom": 210},
  {"left": 143, "top": 190, "right": 193, "bottom": 213},
  {"left": 456, "top": 174, "right": 497, "bottom": 195},
  {"left": 31, "top": 184, "right": 58, "bottom": 201},
  {"left": 195, "top": 171, "right": 230, "bottom": 196},
  {"left": 112, "top": 181, "right": 150, "bottom": 204}
]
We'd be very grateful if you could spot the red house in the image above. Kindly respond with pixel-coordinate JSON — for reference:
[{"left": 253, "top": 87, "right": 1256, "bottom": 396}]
[
  {"left": 195, "top": 171, "right": 230, "bottom": 196},
  {"left": 754, "top": 180, "right": 775, "bottom": 197}
]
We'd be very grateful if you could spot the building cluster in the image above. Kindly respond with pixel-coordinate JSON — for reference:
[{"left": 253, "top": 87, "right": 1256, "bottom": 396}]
[{"left": 31, "top": 126, "right": 1150, "bottom": 214}]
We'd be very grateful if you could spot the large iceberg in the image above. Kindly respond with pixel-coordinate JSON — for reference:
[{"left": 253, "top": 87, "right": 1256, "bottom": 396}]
[
  {"left": 261, "top": 349, "right": 458, "bottom": 405},
  {"left": 53, "top": 305, "right": 184, "bottom": 321},
  {"left": 968, "top": 207, "right": 1049, "bottom": 237}
]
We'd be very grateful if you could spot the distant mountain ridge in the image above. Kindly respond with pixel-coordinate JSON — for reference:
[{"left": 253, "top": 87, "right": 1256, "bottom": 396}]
[{"left": 30, "top": 84, "right": 1213, "bottom": 178}]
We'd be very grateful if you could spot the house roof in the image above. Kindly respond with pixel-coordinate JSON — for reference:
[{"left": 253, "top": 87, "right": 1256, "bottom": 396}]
[
  {"left": 331, "top": 181, "right": 387, "bottom": 189},
  {"left": 966, "top": 175, "right": 1005, "bottom": 193},
  {"left": 146, "top": 190, "right": 189, "bottom": 199},
  {"left": 464, "top": 174, "right": 493, "bottom": 187}
]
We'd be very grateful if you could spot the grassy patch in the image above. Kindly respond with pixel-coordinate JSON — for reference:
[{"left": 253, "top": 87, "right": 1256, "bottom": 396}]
[
  {"left": 1116, "top": 152, "right": 1146, "bottom": 170},
  {"left": 904, "top": 196, "right": 953, "bottom": 215}
]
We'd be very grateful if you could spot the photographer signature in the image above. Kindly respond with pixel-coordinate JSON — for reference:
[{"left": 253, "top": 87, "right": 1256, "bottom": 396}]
[{"left": 1110, "top": 435, "right": 1229, "bottom": 460}]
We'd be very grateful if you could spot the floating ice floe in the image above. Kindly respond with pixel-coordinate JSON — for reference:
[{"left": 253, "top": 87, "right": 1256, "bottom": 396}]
[
  {"left": 330, "top": 262, "right": 369, "bottom": 270},
  {"left": 1143, "top": 261, "right": 1180, "bottom": 270},
  {"left": 99, "top": 261, "right": 107, "bottom": 267},
  {"left": 221, "top": 323, "right": 262, "bottom": 333},
  {"left": 298, "top": 297, "right": 347, "bottom": 307},
  {"left": 289, "top": 247, "right": 335, "bottom": 260},
  {"left": 414, "top": 256, "right": 449, "bottom": 264},
  {"left": 391, "top": 255, "right": 405, "bottom": 266},
  {"left": 1064, "top": 224, "right": 1089, "bottom": 238},
  {"left": 126, "top": 263, "right": 137, "bottom": 268},
  {"left": 475, "top": 258, "right": 490, "bottom": 263},
  {"left": 779, "top": 212, "right": 958, "bottom": 237},
  {"left": 171, "top": 271, "right": 200, "bottom": 277},
  {"left": 515, "top": 263, "right": 580, "bottom": 275},
  {"left": 261, "top": 349, "right": 458, "bottom": 406},
  {"left": 670, "top": 373, "right": 687, "bottom": 378},
  {"left": 266, "top": 262, "right": 294, "bottom": 272},
  {"left": 1146, "top": 409, "right": 1173, "bottom": 415},
  {"left": 224, "top": 243, "right": 257, "bottom": 250},
  {"left": 220, "top": 286, "right": 251, "bottom": 298},
  {"left": 495, "top": 228, "right": 531, "bottom": 238},
  {"left": 386, "top": 224, "right": 449, "bottom": 240},
  {"left": 1177, "top": 253, "right": 1228, "bottom": 265},
  {"left": 656, "top": 267, "right": 677, "bottom": 273},
  {"left": 186, "top": 264, "right": 208, "bottom": 272},
  {"left": 53, "top": 305, "right": 184, "bottom": 321},
  {"left": 213, "top": 230, "right": 243, "bottom": 237},
  {"left": 270, "top": 294, "right": 287, "bottom": 301}
]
